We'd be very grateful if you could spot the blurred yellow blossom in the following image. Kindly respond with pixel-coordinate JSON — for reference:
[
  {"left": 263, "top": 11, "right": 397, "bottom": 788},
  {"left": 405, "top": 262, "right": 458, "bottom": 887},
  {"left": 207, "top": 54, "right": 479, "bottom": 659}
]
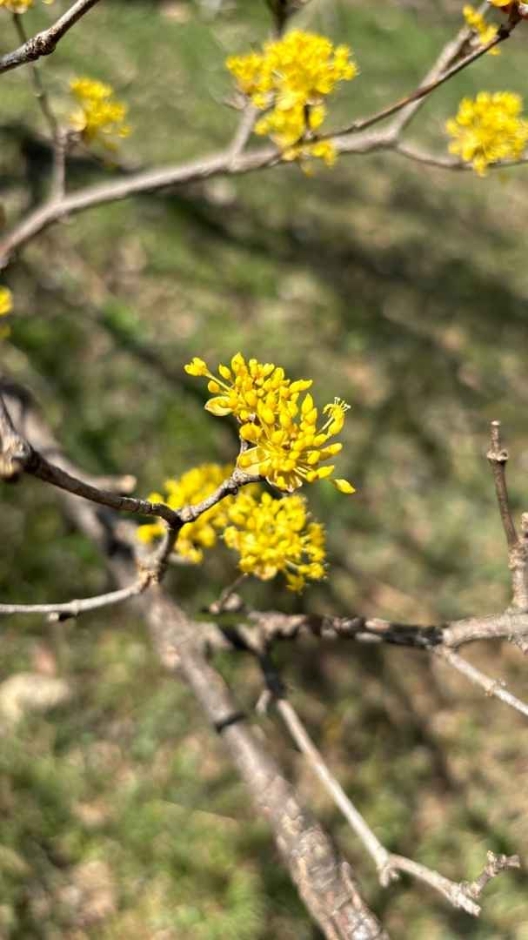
[
  {"left": 0, "top": 287, "right": 12, "bottom": 341},
  {"left": 226, "top": 31, "right": 357, "bottom": 168},
  {"left": 69, "top": 77, "right": 130, "bottom": 150},
  {"left": 184, "top": 353, "right": 355, "bottom": 495},
  {"left": 446, "top": 91, "right": 528, "bottom": 175},
  {"left": 0, "top": 287, "right": 13, "bottom": 316},
  {"left": 224, "top": 491, "right": 326, "bottom": 592},
  {"left": 488, "top": 0, "right": 528, "bottom": 15},
  {"left": 0, "top": 0, "right": 53, "bottom": 11},
  {"left": 463, "top": 5, "right": 500, "bottom": 53},
  {"left": 137, "top": 463, "right": 237, "bottom": 564}
]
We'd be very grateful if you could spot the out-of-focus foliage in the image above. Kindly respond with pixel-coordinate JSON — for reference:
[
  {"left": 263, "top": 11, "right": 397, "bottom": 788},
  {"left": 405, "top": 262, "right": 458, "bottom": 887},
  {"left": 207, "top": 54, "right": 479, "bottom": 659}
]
[{"left": 1, "top": 1, "right": 528, "bottom": 936}]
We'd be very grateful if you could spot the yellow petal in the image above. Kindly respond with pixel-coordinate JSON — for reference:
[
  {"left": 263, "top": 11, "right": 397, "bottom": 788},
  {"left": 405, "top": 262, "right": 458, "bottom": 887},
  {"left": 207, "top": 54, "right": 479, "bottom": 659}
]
[{"left": 333, "top": 478, "right": 355, "bottom": 494}]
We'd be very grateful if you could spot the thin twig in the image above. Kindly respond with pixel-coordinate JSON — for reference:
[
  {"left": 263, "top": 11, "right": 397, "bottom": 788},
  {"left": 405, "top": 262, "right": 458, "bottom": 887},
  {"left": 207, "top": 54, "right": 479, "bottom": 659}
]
[
  {"left": 324, "top": 23, "right": 516, "bottom": 144},
  {"left": 209, "top": 573, "right": 248, "bottom": 615},
  {"left": 393, "top": 142, "right": 528, "bottom": 172},
  {"left": 486, "top": 421, "right": 528, "bottom": 609},
  {"left": 434, "top": 646, "right": 528, "bottom": 718},
  {"left": 264, "top": 663, "right": 518, "bottom": 917},
  {"left": 228, "top": 105, "right": 258, "bottom": 163},
  {"left": 0, "top": 0, "right": 103, "bottom": 75},
  {"left": 387, "top": 0, "right": 489, "bottom": 137},
  {"left": 275, "top": 694, "right": 393, "bottom": 879},
  {"left": 487, "top": 420, "right": 517, "bottom": 549},
  {"left": 0, "top": 576, "right": 149, "bottom": 621},
  {"left": 12, "top": 13, "right": 59, "bottom": 141}
]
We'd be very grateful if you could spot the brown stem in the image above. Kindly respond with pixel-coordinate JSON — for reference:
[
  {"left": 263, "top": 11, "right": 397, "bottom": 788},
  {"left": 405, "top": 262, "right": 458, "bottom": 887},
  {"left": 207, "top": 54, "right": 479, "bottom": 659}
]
[{"left": 0, "top": 0, "right": 103, "bottom": 75}]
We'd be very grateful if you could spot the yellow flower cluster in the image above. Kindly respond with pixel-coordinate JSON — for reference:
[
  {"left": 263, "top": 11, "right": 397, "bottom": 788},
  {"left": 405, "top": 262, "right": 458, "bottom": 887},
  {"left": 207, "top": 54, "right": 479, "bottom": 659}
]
[
  {"left": 137, "top": 463, "right": 235, "bottom": 564},
  {"left": 446, "top": 91, "right": 528, "bottom": 175},
  {"left": 185, "top": 354, "right": 354, "bottom": 495},
  {"left": 226, "top": 30, "right": 357, "bottom": 168},
  {"left": 0, "top": 287, "right": 12, "bottom": 341},
  {"left": 224, "top": 491, "right": 326, "bottom": 592},
  {"left": 69, "top": 78, "right": 130, "bottom": 150},
  {"left": 0, "top": 0, "right": 53, "bottom": 12},
  {"left": 463, "top": 5, "right": 500, "bottom": 53}
]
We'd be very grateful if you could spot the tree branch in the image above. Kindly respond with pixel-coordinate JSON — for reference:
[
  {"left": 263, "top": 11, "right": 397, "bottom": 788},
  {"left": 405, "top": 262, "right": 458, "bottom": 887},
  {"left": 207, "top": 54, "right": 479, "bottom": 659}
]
[
  {"left": 0, "top": 577, "right": 149, "bottom": 621},
  {"left": 0, "top": 0, "right": 103, "bottom": 75},
  {"left": 259, "top": 657, "right": 520, "bottom": 916},
  {"left": 434, "top": 646, "right": 528, "bottom": 719},
  {"left": 324, "top": 22, "right": 517, "bottom": 144},
  {"left": 487, "top": 420, "right": 517, "bottom": 549}
]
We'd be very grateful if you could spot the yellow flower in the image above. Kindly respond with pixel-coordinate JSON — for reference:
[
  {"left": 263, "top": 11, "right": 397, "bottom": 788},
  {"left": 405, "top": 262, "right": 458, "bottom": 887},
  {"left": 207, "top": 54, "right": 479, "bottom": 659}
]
[
  {"left": 463, "top": 5, "right": 500, "bottom": 53},
  {"left": 69, "top": 77, "right": 130, "bottom": 150},
  {"left": 0, "top": 287, "right": 13, "bottom": 316},
  {"left": 226, "top": 30, "right": 357, "bottom": 168},
  {"left": 137, "top": 464, "right": 237, "bottom": 563},
  {"left": 224, "top": 491, "right": 326, "bottom": 592},
  {"left": 184, "top": 354, "right": 355, "bottom": 495},
  {"left": 446, "top": 91, "right": 528, "bottom": 175},
  {"left": 0, "top": 0, "right": 53, "bottom": 11}
]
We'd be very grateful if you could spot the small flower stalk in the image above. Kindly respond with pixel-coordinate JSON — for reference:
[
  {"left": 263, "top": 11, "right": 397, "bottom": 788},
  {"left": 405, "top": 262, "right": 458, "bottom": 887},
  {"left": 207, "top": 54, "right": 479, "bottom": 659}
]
[
  {"left": 185, "top": 354, "right": 355, "bottom": 495},
  {"left": 226, "top": 30, "right": 357, "bottom": 168},
  {"left": 137, "top": 464, "right": 235, "bottom": 564},
  {"left": 446, "top": 91, "right": 528, "bottom": 175}
]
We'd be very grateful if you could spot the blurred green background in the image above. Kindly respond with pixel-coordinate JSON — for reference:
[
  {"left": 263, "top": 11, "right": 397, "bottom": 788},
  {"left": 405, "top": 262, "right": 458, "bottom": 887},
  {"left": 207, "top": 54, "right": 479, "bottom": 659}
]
[{"left": 1, "top": 0, "right": 528, "bottom": 936}]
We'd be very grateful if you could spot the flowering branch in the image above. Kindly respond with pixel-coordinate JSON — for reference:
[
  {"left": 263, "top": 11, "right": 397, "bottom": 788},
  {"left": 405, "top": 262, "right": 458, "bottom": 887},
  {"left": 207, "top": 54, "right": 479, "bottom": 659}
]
[
  {"left": 1, "top": 379, "right": 387, "bottom": 940},
  {"left": 1, "top": 4, "right": 522, "bottom": 269}
]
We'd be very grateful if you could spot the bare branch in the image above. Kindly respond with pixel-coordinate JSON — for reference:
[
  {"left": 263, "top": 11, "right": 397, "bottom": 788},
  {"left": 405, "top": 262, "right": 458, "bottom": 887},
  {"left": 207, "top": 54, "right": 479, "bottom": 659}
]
[
  {"left": 149, "top": 593, "right": 389, "bottom": 940},
  {"left": 0, "top": 0, "right": 103, "bottom": 76},
  {"left": 434, "top": 646, "right": 528, "bottom": 719},
  {"left": 202, "top": 606, "right": 528, "bottom": 656},
  {"left": 12, "top": 12, "right": 59, "bottom": 142},
  {"left": 393, "top": 142, "right": 528, "bottom": 173},
  {"left": 0, "top": 576, "right": 149, "bottom": 621},
  {"left": 263, "top": 662, "right": 519, "bottom": 917},
  {"left": 386, "top": 852, "right": 520, "bottom": 917},
  {"left": 486, "top": 421, "right": 528, "bottom": 610},
  {"left": 228, "top": 105, "right": 259, "bottom": 163},
  {"left": 487, "top": 420, "right": 517, "bottom": 549},
  {"left": 274, "top": 694, "right": 393, "bottom": 879},
  {"left": 463, "top": 850, "right": 521, "bottom": 902}
]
